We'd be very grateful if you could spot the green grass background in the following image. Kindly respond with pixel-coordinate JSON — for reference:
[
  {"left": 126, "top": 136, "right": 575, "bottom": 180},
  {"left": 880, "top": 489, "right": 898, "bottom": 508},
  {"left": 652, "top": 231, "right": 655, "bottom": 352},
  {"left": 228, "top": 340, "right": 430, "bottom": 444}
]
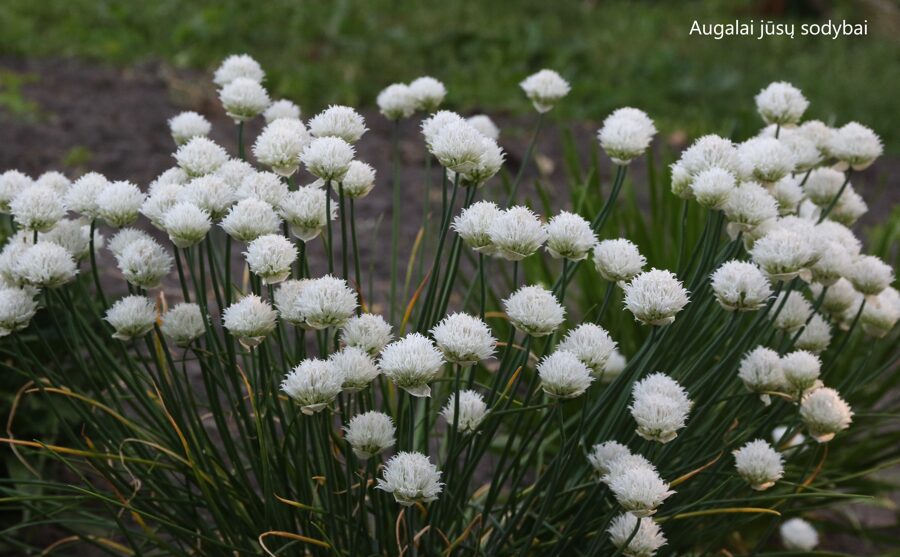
[{"left": 1, "top": 0, "right": 898, "bottom": 151}]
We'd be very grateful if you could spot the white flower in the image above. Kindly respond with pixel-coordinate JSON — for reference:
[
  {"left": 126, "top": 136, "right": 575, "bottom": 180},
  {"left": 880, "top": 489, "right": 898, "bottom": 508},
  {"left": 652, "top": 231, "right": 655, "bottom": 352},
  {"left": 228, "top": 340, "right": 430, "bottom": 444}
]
[
  {"left": 623, "top": 269, "right": 689, "bottom": 326},
  {"left": 488, "top": 205, "right": 547, "bottom": 261},
  {"left": 545, "top": 211, "right": 596, "bottom": 261},
  {"left": 804, "top": 168, "right": 847, "bottom": 207},
  {"left": 750, "top": 229, "right": 814, "bottom": 282},
  {"left": 603, "top": 349, "right": 627, "bottom": 381},
  {"left": 772, "top": 291, "right": 812, "bottom": 332},
  {"left": 780, "top": 132, "right": 822, "bottom": 172},
  {"left": 0, "top": 170, "right": 32, "bottom": 212},
  {"left": 220, "top": 198, "right": 281, "bottom": 243},
  {"left": 340, "top": 313, "right": 393, "bottom": 356},
  {"left": 168, "top": 111, "right": 211, "bottom": 145},
  {"left": 174, "top": 137, "right": 228, "bottom": 177},
  {"left": 606, "top": 465, "right": 674, "bottom": 517},
  {"left": 557, "top": 323, "right": 617, "bottom": 375},
  {"left": 330, "top": 346, "right": 380, "bottom": 391},
  {"left": 377, "top": 452, "right": 442, "bottom": 506},
  {"left": 608, "top": 514, "right": 667, "bottom": 557},
  {"left": 66, "top": 172, "right": 109, "bottom": 220},
  {"left": 35, "top": 171, "right": 70, "bottom": 195},
  {"left": 149, "top": 167, "right": 190, "bottom": 192},
  {"left": 252, "top": 118, "right": 311, "bottom": 177},
  {"left": 800, "top": 120, "right": 834, "bottom": 155},
  {"left": 738, "top": 137, "right": 795, "bottom": 184},
  {"left": 264, "top": 99, "right": 301, "bottom": 123},
  {"left": 107, "top": 228, "right": 152, "bottom": 258},
  {"left": 755, "top": 82, "right": 808, "bottom": 125},
  {"left": 0, "top": 288, "right": 38, "bottom": 336},
  {"left": 723, "top": 182, "right": 779, "bottom": 233},
  {"left": 161, "top": 303, "right": 206, "bottom": 346},
  {"left": 828, "top": 186, "right": 867, "bottom": 226},
  {"left": 10, "top": 185, "right": 66, "bottom": 232},
  {"left": 409, "top": 76, "right": 447, "bottom": 112},
  {"left": 39, "top": 219, "right": 97, "bottom": 261},
  {"left": 733, "top": 439, "right": 784, "bottom": 491},
  {"left": 781, "top": 350, "right": 821, "bottom": 396},
  {"left": 598, "top": 107, "right": 657, "bottom": 165},
  {"left": 679, "top": 135, "right": 743, "bottom": 177},
  {"left": 421, "top": 111, "right": 465, "bottom": 147},
  {"left": 827, "top": 122, "right": 883, "bottom": 170},
  {"left": 861, "top": 287, "right": 899, "bottom": 338},
  {"left": 344, "top": 411, "right": 395, "bottom": 459},
  {"left": 301, "top": 136, "right": 355, "bottom": 181},
  {"left": 466, "top": 115, "right": 500, "bottom": 140},
  {"left": 0, "top": 235, "right": 33, "bottom": 286},
  {"left": 281, "top": 358, "right": 344, "bottom": 415},
  {"left": 690, "top": 167, "right": 736, "bottom": 209},
  {"left": 795, "top": 313, "right": 832, "bottom": 353},
  {"left": 670, "top": 162, "right": 693, "bottom": 199},
  {"left": 141, "top": 183, "right": 184, "bottom": 229},
  {"left": 273, "top": 279, "right": 308, "bottom": 325},
  {"left": 441, "top": 390, "right": 488, "bottom": 433},
  {"left": 222, "top": 295, "right": 277, "bottom": 348},
  {"left": 308, "top": 105, "right": 367, "bottom": 143},
  {"left": 503, "top": 285, "right": 565, "bottom": 337},
  {"left": 178, "top": 175, "right": 237, "bottom": 220},
  {"left": 817, "top": 221, "right": 861, "bottom": 256},
  {"left": 593, "top": 239, "right": 646, "bottom": 283},
  {"left": 800, "top": 387, "right": 853, "bottom": 442},
  {"left": 236, "top": 171, "right": 288, "bottom": 209},
  {"left": 739, "top": 346, "right": 786, "bottom": 402},
  {"left": 279, "top": 186, "right": 335, "bottom": 242},
  {"left": 780, "top": 518, "right": 819, "bottom": 551},
  {"left": 812, "top": 278, "right": 858, "bottom": 316},
  {"left": 537, "top": 350, "right": 594, "bottom": 399},
  {"left": 219, "top": 77, "right": 270, "bottom": 122},
  {"left": 810, "top": 241, "right": 851, "bottom": 286},
  {"left": 294, "top": 275, "right": 357, "bottom": 329},
  {"left": 430, "top": 121, "right": 487, "bottom": 175},
  {"left": 630, "top": 373, "right": 691, "bottom": 443},
  {"left": 95, "top": 181, "right": 145, "bottom": 227},
  {"left": 116, "top": 238, "right": 172, "bottom": 289},
  {"left": 379, "top": 333, "right": 444, "bottom": 397},
  {"left": 587, "top": 441, "right": 632, "bottom": 477},
  {"left": 431, "top": 313, "right": 496, "bottom": 364},
  {"left": 340, "top": 161, "right": 376, "bottom": 199},
  {"left": 451, "top": 136, "right": 505, "bottom": 186},
  {"left": 214, "top": 54, "right": 264, "bottom": 87},
  {"left": 377, "top": 83, "right": 416, "bottom": 120},
  {"left": 710, "top": 260, "right": 772, "bottom": 312},
  {"left": 245, "top": 234, "right": 297, "bottom": 284},
  {"left": 105, "top": 296, "right": 156, "bottom": 341},
  {"left": 453, "top": 201, "right": 502, "bottom": 255},
  {"left": 162, "top": 202, "right": 211, "bottom": 248},
  {"left": 14, "top": 243, "right": 77, "bottom": 288},
  {"left": 519, "top": 69, "right": 570, "bottom": 113},
  {"left": 771, "top": 175, "right": 803, "bottom": 216},
  {"left": 845, "top": 255, "right": 893, "bottom": 296}
]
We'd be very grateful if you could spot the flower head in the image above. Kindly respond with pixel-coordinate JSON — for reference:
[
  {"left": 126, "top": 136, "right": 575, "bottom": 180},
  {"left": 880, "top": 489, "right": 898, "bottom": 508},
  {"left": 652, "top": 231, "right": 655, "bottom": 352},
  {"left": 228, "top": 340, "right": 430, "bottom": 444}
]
[
  {"left": 161, "top": 303, "right": 206, "bottom": 346},
  {"left": 845, "top": 255, "right": 893, "bottom": 296},
  {"left": 273, "top": 279, "right": 309, "bottom": 325},
  {"left": 377, "top": 452, "right": 442, "bottom": 506},
  {"left": 537, "top": 350, "right": 594, "bottom": 399},
  {"left": 379, "top": 333, "right": 444, "bottom": 397},
  {"left": 116, "top": 238, "right": 172, "bottom": 289},
  {"left": 690, "top": 167, "right": 736, "bottom": 209},
  {"left": 623, "top": 269, "right": 689, "bottom": 326},
  {"left": 281, "top": 359, "right": 344, "bottom": 415},
  {"left": 340, "top": 313, "right": 393, "bottom": 356},
  {"left": 679, "top": 135, "right": 743, "bottom": 177},
  {"left": 557, "top": 323, "right": 617, "bottom": 375},
  {"left": 453, "top": 201, "right": 502, "bottom": 255},
  {"left": 593, "top": 239, "right": 646, "bottom": 283},
  {"left": 105, "top": 296, "right": 157, "bottom": 341},
  {"left": 245, "top": 234, "right": 297, "bottom": 284},
  {"left": 503, "top": 285, "right": 565, "bottom": 337},
  {"left": 723, "top": 182, "right": 778, "bottom": 232},
  {"left": 220, "top": 198, "right": 281, "bottom": 242},
  {"left": 178, "top": 175, "right": 237, "bottom": 220},
  {"left": 738, "top": 137, "right": 795, "bottom": 184},
  {"left": 168, "top": 111, "right": 211, "bottom": 145},
  {"left": 800, "top": 387, "right": 853, "bottom": 442},
  {"left": 0, "top": 287, "right": 38, "bottom": 337},
  {"left": 294, "top": 275, "right": 357, "bottom": 329},
  {"left": 772, "top": 291, "right": 812, "bottom": 332},
  {"left": 630, "top": 373, "right": 691, "bottom": 443},
  {"left": 750, "top": 229, "right": 814, "bottom": 282},
  {"left": 795, "top": 313, "right": 832, "bottom": 353},
  {"left": 587, "top": 441, "right": 633, "bottom": 477},
  {"left": 108, "top": 228, "right": 152, "bottom": 258},
  {"left": 738, "top": 346, "right": 786, "bottom": 403},
  {"left": 710, "top": 260, "right": 772, "bottom": 311},
  {"left": 279, "top": 186, "right": 335, "bottom": 242},
  {"left": 264, "top": 99, "right": 301, "bottom": 123},
  {"left": 301, "top": 137, "right": 355, "bottom": 181},
  {"left": 341, "top": 161, "right": 376, "bottom": 199},
  {"left": 39, "top": 220, "right": 99, "bottom": 261},
  {"left": 330, "top": 346, "right": 380, "bottom": 391},
  {"left": 66, "top": 172, "right": 109, "bottom": 219},
  {"left": 344, "top": 411, "right": 395, "bottom": 459},
  {"left": 608, "top": 514, "right": 667, "bottom": 557},
  {"left": 11, "top": 185, "right": 67, "bottom": 232},
  {"left": 175, "top": 137, "right": 229, "bottom": 177},
  {"left": 0, "top": 170, "right": 32, "bottom": 212},
  {"left": 861, "top": 287, "right": 900, "bottom": 338},
  {"left": 377, "top": 83, "right": 416, "bottom": 120},
  {"left": 771, "top": 176, "right": 804, "bottom": 216},
  {"left": 828, "top": 122, "right": 882, "bottom": 170},
  {"left": 431, "top": 313, "right": 496, "bottom": 364},
  {"left": 409, "top": 76, "right": 447, "bottom": 112},
  {"left": 421, "top": 111, "right": 464, "bottom": 147},
  {"left": 219, "top": 77, "right": 270, "bottom": 122},
  {"left": 142, "top": 183, "right": 184, "bottom": 229},
  {"left": 237, "top": 172, "right": 289, "bottom": 209},
  {"left": 466, "top": 115, "right": 500, "bottom": 140},
  {"left": 430, "top": 121, "right": 488, "bottom": 175},
  {"left": 308, "top": 105, "right": 367, "bottom": 143},
  {"left": 804, "top": 168, "right": 847, "bottom": 207},
  {"left": 519, "top": 69, "right": 570, "bottom": 113},
  {"left": 14, "top": 243, "right": 77, "bottom": 288},
  {"left": 733, "top": 439, "right": 784, "bottom": 490},
  {"left": 598, "top": 107, "right": 657, "bottom": 165},
  {"left": 214, "top": 54, "right": 264, "bottom": 87},
  {"left": 253, "top": 118, "right": 311, "bottom": 177},
  {"left": 606, "top": 465, "right": 674, "bottom": 517},
  {"left": 95, "top": 181, "right": 145, "bottom": 227},
  {"left": 163, "top": 202, "right": 211, "bottom": 248},
  {"left": 781, "top": 350, "right": 822, "bottom": 396},
  {"left": 35, "top": 171, "right": 70, "bottom": 195},
  {"left": 488, "top": 206, "right": 547, "bottom": 261},
  {"left": 545, "top": 211, "right": 596, "bottom": 261},
  {"left": 754, "top": 82, "right": 808, "bottom": 125},
  {"left": 780, "top": 518, "right": 819, "bottom": 551},
  {"left": 222, "top": 295, "right": 277, "bottom": 348},
  {"left": 441, "top": 390, "right": 488, "bottom": 433}
]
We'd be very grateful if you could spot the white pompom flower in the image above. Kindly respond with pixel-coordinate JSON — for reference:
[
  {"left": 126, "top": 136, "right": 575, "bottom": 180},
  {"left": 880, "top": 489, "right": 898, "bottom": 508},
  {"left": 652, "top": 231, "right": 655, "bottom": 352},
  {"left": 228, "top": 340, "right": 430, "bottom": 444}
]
[
  {"left": 10, "top": 185, "right": 67, "bottom": 232},
  {"left": 66, "top": 172, "right": 110, "bottom": 220},
  {"left": 587, "top": 441, "right": 633, "bottom": 477},
  {"left": 107, "top": 228, "right": 152, "bottom": 258},
  {"left": 690, "top": 167, "right": 736, "bottom": 209},
  {"left": 341, "top": 161, "right": 376, "bottom": 199},
  {"left": 222, "top": 295, "right": 278, "bottom": 348},
  {"left": 379, "top": 333, "right": 445, "bottom": 397},
  {"left": 780, "top": 518, "right": 819, "bottom": 551},
  {"left": 795, "top": 313, "right": 832, "bottom": 353},
  {"left": 95, "top": 181, "right": 145, "bottom": 227},
  {"left": 750, "top": 229, "right": 814, "bottom": 282},
  {"left": 710, "top": 260, "right": 772, "bottom": 312},
  {"left": 301, "top": 136, "right": 355, "bottom": 181},
  {"left": 772, "top": 291, "right": 812, "bottom": 332},
  {"left": 800, "top": 387, "right": 853, "bottom": 442},
  {"left": 430, "top": 121, "right": 487, "bottom": 175},
  {"left": 409, "top": 76, "right": 447, "bottom": 112},
  {"left": 738, "top": 346, "right": 786, "bottom": 403},
  {"left": 35, "top": 171, "right": 71, "bottom": 195},
  {"left": 537, "top": 350, "right": 594, "bottom": 399},
  {"left": 453, "top": 201, "right": 502, "bottom": 255},
  {"left": 598, "top": 107, "right": 657, "bottom": 165},
  {"left": 778, "top": 131, "right": 822, "bottom": 172},
  {"left": 679, "top": 135, "right": 743, "bottom": 177},
  {"left": 264, "top": 99, "right": 301, "bottom": 123},
  {"left": 630, "top": 373, "right": 692, "bottom": 443},
  {"left": 0, "top": 170, "right": 32, "bottom": 212},
  {"left": 178, "top": 175, "right": 237, "bottom": 220},
  {"left": 273, "top": 279, "right": 308, "bottom": 325},
  {"left": 441, "top": 390, "right": 488, "bottom": 434},
  {"left": 116, "top": 238, "right": 173, "bottom": 289},
  {"left": 804, "top": 168, "right": 847, "bottom": 207},
  {"left": 237, "top": 172, "right": 288, "bottom": 209},
  {"left": 827, "top": 122, "right": 883, "bottom": 170},
  {"left": 421, "top": 111, "right": 465, "bottom": 147},
  {"left": 606, "top": 465, "right": 674, "bottom": 517},
  {"left": 213, "top": 54, "right": 264, "bottom": 87},
  {"left": 738, "top": 137, "right": 795, "bottom": 184},
  {"left": 431, "top": 312, "right": 496, "bottom": 365},
  {"left": 219, "top": 77, "right": 270, "bottom": 122},
  {"left": 340, "top": 313, "right": 393, "bottom": 356},
  {"left": 244, "top": 234, "right": 297, "bottom": 284},
  {"left": 293, "top": 275, "right": 357, "bottom": 329},
  {"left": 466, "top": 114, "right": 500, "bottom": 140},
  {"left": 812, "top": 278, "right": 858, "bottom": 317},
  {"left": 330, "top": 346, "right": 380, "bottom": 391},
  {"left": 344, "top": 411, "right": 395, "bottom": 459},
  {"left": 810, "top": 240, "right": 851, "bottom": 286},
  {"left": 105, "top": 295, "right": 157, "bottom": 341},
  {"left": 150, "top": 167, "right": 190, "bottom": 191},
  {"left": 557, "top": 323, "right": 617, "bottom": 376},
  {"left": 141, "top": 183, "right": 184, "bottom": 230},
  {"left": 168, "top": 111, "right": 211, "bottom": 145},
  {"left": 450, "top": 136, "right": 505, "bottom": 186},
  {"left": 488, "top": 205, "right": 547, "bottom": 261},
  {"left": 377, "top": 452, "right": 443, "bottom": 506},
  {"left": 771, "top": 175, "right": 804, "bottom": 216},
  {"left": 160, "top": 303, "right": 206, "bottom": 346},
  {"left": 754, "top": 82, "right": 809, "bottom": 125},
  {"left": 39, "top": 219, "right": 98, "bottom": 261},
  {"left": 503, "top": 285, "right": 565, "bottom": 337},
  {"left": 308, "top": 105, "right": 368, "bottom": 143},
  {"left": 545, "top": 211, "right": 596, "bottom": 261},
  {"left": 519, "top": 69, "right": 570, "bottom": 113},
  {"left": 0, "top": 288, "right": 38, "bottom": 337},
  {"left": 602, "top": 349, "right": 627, "bottom": 382},
  {"left": 279, "top": 186, "right": 335, "bottom": 242},
  {"left": 252, "top": 118, "right": 311, "bottom": 177},
  {"left": 781, "top": 350, "right": 822, "bottom": 396},
  {"left": 845, "top": 255, "right": 893, "bottom": 297},
  {"left": 670, "top": 162, "right": 693, "bottom": 200},
  {"left": 733, "top": 439, "right": 784, "bottom": 491},
  {"left": 623, "top": 269, "right": 689, "bottom": 326},
  {"left": 608, "top": 513, "right": 667, "bottom": 557},
  {"left": 377, "top": 83, "right": 416, "bottom": 120},
  {"left": 593, "top": 238, "right": 646, "bottom": 283},
  {"left": 220, "top": 198, "right": 281, "bottom": 243},
  {"left": 163, "top": 202, "right": 212, "bottom": 248},
  {"left": 14, "top": 243, "right": 78, "bottom": 288},
  {"left": 828, "top": 186, "right": 867, "bottom": 226},
  {"left": 723, "top": 182, "right": 779, "bottom": 233},
  {"left": 281, "top": 358, "right": 344, "bottom": 415},
  {"left": 861, "top": 287, "right": 899, "bottom": 338},
  {"left": 174, "top": 137, "right": 229, "bottom": 177}
]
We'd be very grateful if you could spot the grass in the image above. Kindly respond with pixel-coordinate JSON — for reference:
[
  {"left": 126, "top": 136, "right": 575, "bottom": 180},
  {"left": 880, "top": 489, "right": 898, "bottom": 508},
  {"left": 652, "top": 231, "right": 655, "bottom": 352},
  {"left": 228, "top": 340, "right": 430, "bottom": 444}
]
[{"left": 1, "top": 0, "right": 898, "bottom": 151}]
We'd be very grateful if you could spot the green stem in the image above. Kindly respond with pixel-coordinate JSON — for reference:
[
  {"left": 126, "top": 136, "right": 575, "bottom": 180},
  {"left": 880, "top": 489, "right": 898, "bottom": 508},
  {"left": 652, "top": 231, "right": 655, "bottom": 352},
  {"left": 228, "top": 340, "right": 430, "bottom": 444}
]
[{"left": 506, "top": 112, "right": 545, "bottom": 207}]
